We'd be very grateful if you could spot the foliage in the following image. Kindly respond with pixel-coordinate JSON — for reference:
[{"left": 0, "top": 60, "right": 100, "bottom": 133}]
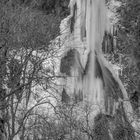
[
  {"left": 0, "top": 0, "right": 70, "bottom": 139},
  {"left": 110, "top": 0, "right": 140, "bottom": 138},
  {"left": 106, "top": 0, "right": 140, "bottom": 94}
]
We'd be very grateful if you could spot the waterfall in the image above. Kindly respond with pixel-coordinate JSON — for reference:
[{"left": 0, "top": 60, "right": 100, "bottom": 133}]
[{"left": 60, "top": 0, "right": 135, "bottom": 139}]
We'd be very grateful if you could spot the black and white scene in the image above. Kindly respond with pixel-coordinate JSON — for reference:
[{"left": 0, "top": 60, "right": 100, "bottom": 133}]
[{"left": 0, "top": 0, "right": 139, "bottom": 140}]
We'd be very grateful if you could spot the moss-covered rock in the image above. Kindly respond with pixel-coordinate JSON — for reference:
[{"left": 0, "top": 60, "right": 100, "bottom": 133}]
[{"left": 60, "top": 49, "right": 78, "bottom": 76}]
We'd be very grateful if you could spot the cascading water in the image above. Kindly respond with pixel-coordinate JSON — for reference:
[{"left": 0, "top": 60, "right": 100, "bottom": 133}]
[{"left": 60, "top": 0, "right": 135, "bottom": 139}]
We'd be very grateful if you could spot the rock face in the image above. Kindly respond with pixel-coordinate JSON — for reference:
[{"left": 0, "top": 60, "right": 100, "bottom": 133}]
[{"left": 60, "top": 0, "right": 135, "bottom": 139}]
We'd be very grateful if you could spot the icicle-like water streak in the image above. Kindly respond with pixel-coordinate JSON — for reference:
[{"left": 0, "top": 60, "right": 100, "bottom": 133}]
[
  {"left": 82, "top": 0, "right": 107, "bottom": 114},
  {"left": 60, "top": 0, "right": 134, "bottom": 138},
  {"left": 68, "top": 0, "right": 133, "bottom": 118}
]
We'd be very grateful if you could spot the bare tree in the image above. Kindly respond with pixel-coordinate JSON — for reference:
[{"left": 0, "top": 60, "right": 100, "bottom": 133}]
[{"left": 0, "top": 1, "right": 68, "bottom": 139}]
